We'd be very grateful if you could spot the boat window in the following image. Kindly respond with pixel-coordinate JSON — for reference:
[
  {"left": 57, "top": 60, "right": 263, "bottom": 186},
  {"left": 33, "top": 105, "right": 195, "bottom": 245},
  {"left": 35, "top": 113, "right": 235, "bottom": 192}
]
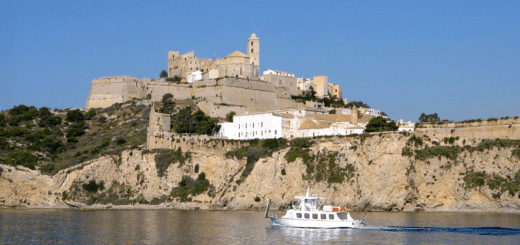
[
  {"left": 337, "top": 213, "right": 347, "bottom": 220},
  {"left": 304, "top": 213, "right": 310, "bottom": 219},
  {"left": 329, "top": 214, "right": 335, "bottom": 220},
  {"left": 321, "top": 214, "right": 326, "bottom": 219},
  {"left": 312, "top": 214, "right": 318, "bottom": 219},
  {"left": 296, "top": 213, "right": 302, "bottom": 219}
]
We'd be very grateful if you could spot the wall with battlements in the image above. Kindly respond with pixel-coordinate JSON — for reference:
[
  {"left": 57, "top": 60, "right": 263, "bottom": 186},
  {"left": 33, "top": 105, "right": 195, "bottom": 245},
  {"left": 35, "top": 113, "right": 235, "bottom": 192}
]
[
  {"left": 416, "top": 118, "right": 520, "bottom": 140},
  {"left": 86, "top": 76, "right": 305, "bottom": 115},
  {"left": 85, "top": 76, "right": 149, "bottom": 110},
  {"left": 147, "top": 80, "right": 193, "bottom": 102}
]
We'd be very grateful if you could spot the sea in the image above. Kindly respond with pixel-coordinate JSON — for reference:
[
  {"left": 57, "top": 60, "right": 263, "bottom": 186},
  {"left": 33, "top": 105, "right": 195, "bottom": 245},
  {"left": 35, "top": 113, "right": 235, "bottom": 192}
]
[{"left": 1, "top": 209, "right": 519, "bottom": 244}]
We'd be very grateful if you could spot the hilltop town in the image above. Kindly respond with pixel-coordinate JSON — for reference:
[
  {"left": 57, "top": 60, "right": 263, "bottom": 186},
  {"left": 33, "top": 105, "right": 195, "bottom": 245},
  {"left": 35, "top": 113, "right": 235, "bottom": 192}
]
[
  {"left": 2, "top": 34, "right": 519, "bottom": 212},
  {"left": 86, "top": 34, "right": 410, "bottom": 145}
]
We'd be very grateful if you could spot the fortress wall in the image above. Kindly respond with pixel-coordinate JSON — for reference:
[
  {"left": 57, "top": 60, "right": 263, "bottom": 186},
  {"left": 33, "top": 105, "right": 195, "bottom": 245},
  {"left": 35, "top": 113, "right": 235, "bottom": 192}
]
[
  {"left": 197, "top": 101, "right": 249, "bottom": 118},
  {"left": 418, "top": 118, "right": 520, "bottom": 129},
  {"left": 85, "top": 76, "right": 147, "bottom": 110},
  {"left": 275, "top": 98, "right": 300, "bottom": 109},
  {"left": 147, "top": 82, "right": 193, "bottom": 101},
  {"left": 146, "top": 103, "right": 175, "bottom": 149},
  {"left": 263, "top": 74, "right": 300, "bottom": 96},
  {"left": 193, "top": 84, "right": 225, "bottom": 104},
  {"left": 222, "top": 86, "right": 277, "bottom": 113},
  {"left": 416, "top": 123, "right": 520, "bottom": 140},
  {"left": 219, "top": 78, "right": 275, "bottom": 92}
]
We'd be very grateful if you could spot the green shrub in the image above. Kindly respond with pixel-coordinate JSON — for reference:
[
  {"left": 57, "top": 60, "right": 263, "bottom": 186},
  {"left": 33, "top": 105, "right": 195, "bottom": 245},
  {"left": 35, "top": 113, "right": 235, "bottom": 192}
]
[
  {"left": 464, "top": 170, "right": 486, "bottom": 188},
  {"left": 170, "top": 175, "right": 210, "bottom": 201},
  {"left": 290, "top": 138, "right": 313, "bottom": 148},
  {"left": 40, "top": 164, "right": 55, "bottom": 173},
  {"left": 115, "top": 137, "right": 126, "bottom": 145},
  {"left": 0, "top": 114, "right": 6, "bottom": 127},
  {"left": 84, "top": 110, "right": 97, "bottom": 120},
  {"left": 349, "top": 145, "right": 357, "bottom": 151},
  {"left": 281, "top": 168, "right": 286, "bottom": 175},
  {"left": 415, "top": 146, "right": 461, "bottom": 161},
  {"left": 198, "top": 172, "right": 206, "bottom": 181},
  {"left": 4, "top": 151, "right": 39, "bottom": 169},
  {"left": 194, "top": 164, "right": 199, "bottom": 173},
  {"left": 254, "top": 196, "right": 261, "bottom": 202},
  {"left": 39, "top": 115, "right": 62, "bottom": 127},
  {"left": 66, "top": 109, "right": 84, "bottom": 122},
  {"left": 225, "top": 111, "right": 236, "bottom": 122},
  {"left": 154, "top": 148, "right": 187, "bottom": 177},
  {"left": 82, "top": 180, "right": 105, "bottom": 193},
  {"left": 285, "top": 147, "right": 311, "bottom": 163},
  {"left": 408, "top": 135, "right": 423, "bottom": 147}
]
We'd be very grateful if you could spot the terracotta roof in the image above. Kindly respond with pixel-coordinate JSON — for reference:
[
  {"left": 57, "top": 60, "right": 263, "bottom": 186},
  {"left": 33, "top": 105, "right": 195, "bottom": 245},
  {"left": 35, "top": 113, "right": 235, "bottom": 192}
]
[
  {"left": 226, "top": 51, "right": 248, "bottom": 58},
  {"left": 298, "top": 120, "right": 320, "bottom": 129}
]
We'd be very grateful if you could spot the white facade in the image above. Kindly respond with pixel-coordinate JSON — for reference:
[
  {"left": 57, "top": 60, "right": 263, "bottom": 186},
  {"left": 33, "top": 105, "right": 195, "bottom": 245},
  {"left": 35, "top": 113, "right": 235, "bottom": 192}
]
[
  {"left": 263, "top": 69, "right": 295, "bottom": 77},
  {"left": 297, "top": 78, "right": 314, "bottom": 91},
  {"left": 217, "top": 113, "right": 283, "bottom": 140},
  {"left": 398, "top": 119, "right": 415, "bottom": 132},
  {"left": 187, "top": 71, "right": 202, "bottom": 83}
]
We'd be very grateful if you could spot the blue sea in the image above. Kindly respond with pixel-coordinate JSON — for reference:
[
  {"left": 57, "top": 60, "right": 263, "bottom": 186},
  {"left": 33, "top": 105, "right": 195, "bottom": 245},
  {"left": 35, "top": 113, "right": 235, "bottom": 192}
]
[{"left": 1, "top": 209, "right": 519, "bottom": 244}]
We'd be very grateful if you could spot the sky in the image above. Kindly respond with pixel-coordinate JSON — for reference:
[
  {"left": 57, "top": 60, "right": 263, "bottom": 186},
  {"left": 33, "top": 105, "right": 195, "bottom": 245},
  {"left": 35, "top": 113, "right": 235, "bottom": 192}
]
[{"left": 1, "top": 0, "right": 519, "bottom": 122}]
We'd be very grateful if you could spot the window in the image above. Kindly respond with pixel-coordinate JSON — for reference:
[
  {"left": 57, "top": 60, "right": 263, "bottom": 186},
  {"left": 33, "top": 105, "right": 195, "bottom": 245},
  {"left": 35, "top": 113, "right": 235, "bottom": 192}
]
[
  {"left": 329, "top": 214, "right": 335, "bottom": 220},
  {"left": 312, "top": 214, "right": 318, "bottom": 219},
  {"left": 251, "top": 41, "right": 253, "bottom": 46},
  {"left": 304, "top": 213, "right": 310, "bottom": 219},
  {"left": 321, "top": 214, "right": 326, "bottom": 219},
  {"left": 275, "top": 130, "right": 277, "bottom": 135},
  {"left": 296, "top": 213, "right": 302, "bottom": 218},
  {"left": 261, "top": 122, "right": 263, "bottom": 127},
  {"left": 172, "top": 55, "right": 175, "bottom": 58},
  {"left": 251, "top": 49, "right": 254, "bottom": 53}
]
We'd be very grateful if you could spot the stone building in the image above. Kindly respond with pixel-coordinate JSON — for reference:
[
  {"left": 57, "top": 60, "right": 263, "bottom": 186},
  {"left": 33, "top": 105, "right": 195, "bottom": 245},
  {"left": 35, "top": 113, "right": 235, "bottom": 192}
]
[
  {"left": 167, "top": 34, "right": 260, "bottom": 80},
  {"left": 167, "top": 51, "right": 212, "bottom": 79},
  {"left": 261, "top": 69, "right": 300, "bottom": 96},
  {"left": 328, "top": 83, "right": 342, "bottom": 100},
  {"left": 313, "top": 76, "right": 328, "bottom": 98}
]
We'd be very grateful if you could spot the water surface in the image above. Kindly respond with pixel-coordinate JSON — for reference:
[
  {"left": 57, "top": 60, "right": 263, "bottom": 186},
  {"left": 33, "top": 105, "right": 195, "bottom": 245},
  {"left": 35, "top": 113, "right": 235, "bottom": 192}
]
[{"left": 1, "top": 209, "right": 519, "bottom": 244}]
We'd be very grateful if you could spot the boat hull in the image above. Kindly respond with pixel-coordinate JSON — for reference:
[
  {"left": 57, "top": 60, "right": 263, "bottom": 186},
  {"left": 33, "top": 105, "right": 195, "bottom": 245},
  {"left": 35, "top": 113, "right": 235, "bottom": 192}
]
[{"left": 269, "top": 216, "right": 366, "bottom": 228}]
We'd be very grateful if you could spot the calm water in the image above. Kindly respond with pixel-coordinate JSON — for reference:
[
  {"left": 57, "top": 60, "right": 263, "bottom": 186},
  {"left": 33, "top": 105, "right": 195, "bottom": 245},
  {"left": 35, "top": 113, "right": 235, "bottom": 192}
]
[{"left": 1, "top": 209, "right": 520, "bottom": 244}]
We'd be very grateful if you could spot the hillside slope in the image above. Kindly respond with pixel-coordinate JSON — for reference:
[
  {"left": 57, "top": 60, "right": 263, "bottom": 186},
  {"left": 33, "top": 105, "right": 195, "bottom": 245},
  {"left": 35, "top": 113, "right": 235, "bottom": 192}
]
[{"left": 2, "top": 134, "right": 519, "bottom": 212}]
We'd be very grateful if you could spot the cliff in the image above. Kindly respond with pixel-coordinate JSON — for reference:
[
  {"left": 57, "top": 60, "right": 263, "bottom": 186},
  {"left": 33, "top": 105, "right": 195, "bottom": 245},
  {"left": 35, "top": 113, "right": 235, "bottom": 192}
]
[{"left": 2, "top": 133, "right": 519, "bottom": 212}]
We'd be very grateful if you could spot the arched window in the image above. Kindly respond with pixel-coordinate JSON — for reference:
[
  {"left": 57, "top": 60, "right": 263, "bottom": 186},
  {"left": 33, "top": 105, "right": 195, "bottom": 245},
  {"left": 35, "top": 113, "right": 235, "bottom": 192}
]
[
  {"left": 251, "top": 49, "right": 253, "bottom": 53},
  {"left": 251, "top": 41, "right": 253, "bottom": 46}
]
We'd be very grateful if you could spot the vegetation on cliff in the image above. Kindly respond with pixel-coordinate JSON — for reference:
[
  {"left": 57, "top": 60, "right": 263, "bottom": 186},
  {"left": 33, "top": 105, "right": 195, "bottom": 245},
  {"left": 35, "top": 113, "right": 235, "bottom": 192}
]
[
  {"left": 0, "top": 102, "right": 149, "bottom": 175},
  {"left": 365, "top": 116, "right": 399, "bottom": 132}
]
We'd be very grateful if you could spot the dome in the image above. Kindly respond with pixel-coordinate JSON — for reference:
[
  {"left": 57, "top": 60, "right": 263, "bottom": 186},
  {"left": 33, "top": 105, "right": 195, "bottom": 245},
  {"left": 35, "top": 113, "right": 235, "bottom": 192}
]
[{"left": 249, "top": 33, "right": 258, "bottom": 39}]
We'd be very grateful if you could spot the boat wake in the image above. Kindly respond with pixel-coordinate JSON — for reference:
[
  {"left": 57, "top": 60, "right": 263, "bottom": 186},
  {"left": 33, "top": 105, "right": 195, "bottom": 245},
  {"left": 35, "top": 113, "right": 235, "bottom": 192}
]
[{"left": 355, "top": 226, "right": 520, "bottom": 236}]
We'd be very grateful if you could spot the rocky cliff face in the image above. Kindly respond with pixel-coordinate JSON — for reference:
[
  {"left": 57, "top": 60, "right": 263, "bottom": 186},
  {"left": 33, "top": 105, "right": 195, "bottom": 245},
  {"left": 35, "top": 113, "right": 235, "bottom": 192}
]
[{"left": 1, "top": 133, "right": 520, "bottom": 212}]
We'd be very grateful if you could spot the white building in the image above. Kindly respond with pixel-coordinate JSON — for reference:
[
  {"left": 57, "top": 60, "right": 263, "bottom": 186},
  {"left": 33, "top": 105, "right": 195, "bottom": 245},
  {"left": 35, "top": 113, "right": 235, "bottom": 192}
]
[
  {"left": 217, "top": 109, "right": 366, "bottom": 140},
  {"left": 297, "top": 77, "right": 314, "bottom": 92},
  {"left": 398, "top": 119, "right": 415, "bottom": 132},
  {"left": 187, "top": 70, "right": 202, "bottom": 83},
  {"left": 263, "top": 69, "right": 295, "bottom": 77},
  {"left": 218, "top": 113, "right": 283, "bottom": 140}
]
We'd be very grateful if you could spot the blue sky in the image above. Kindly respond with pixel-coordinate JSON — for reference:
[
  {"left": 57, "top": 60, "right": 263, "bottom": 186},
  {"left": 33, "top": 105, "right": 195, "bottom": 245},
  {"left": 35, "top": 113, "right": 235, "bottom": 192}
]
[{"left": 1, "top": 0, "right": 519, "bottom": 122}]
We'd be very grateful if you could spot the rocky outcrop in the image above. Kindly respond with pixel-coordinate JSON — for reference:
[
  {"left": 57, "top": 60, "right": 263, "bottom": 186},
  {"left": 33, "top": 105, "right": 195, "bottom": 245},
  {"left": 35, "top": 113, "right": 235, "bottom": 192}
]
[{"left": 1, "top": 133, "right": 520, "bottom": 212}]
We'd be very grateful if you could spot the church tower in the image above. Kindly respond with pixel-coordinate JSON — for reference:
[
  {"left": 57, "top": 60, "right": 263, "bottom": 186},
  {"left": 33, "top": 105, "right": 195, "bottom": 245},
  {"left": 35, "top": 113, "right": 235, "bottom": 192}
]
[{"left": 247, "top": 33, "right": 260, "bottom": 68}]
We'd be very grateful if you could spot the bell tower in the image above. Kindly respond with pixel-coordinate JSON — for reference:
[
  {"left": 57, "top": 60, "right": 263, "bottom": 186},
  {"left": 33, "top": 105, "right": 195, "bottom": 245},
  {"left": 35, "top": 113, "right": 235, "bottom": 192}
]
[{"left": 247, "top": 33, "right": 260, "bottom": 68}]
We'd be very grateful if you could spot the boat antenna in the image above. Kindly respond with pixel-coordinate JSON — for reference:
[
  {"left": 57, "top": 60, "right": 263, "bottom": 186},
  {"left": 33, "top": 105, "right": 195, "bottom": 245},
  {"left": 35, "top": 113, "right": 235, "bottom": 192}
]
[{"left": 306, "top": 187, "right": 309, "bottom": 197}]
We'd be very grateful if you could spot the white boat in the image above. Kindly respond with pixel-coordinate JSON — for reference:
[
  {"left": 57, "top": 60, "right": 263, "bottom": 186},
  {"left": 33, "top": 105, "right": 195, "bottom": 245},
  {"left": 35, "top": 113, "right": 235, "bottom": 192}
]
[{"left": 266, "top": 188, "right": 367, "bottom": 228}]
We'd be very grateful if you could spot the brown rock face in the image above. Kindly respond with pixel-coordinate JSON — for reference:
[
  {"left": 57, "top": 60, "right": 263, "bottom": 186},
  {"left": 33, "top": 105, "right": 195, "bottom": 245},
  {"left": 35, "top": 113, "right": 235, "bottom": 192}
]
[{"left": 1, "top": 134, "right": 520, "bottom": 212}]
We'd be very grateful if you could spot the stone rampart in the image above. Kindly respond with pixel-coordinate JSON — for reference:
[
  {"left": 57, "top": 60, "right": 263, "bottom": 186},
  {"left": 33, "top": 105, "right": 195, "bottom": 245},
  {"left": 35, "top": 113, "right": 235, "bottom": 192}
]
[
  {"left": 197, "top": 101, "right": 249, "bottom": 118},
  {"left": 416, "top": 118, "right": 520, "bottom": 140},
  {"left": 147, "top": 81, "right": 193, "bottom": 101},
  {"left": 86, "top": 76, "right": 306, "bottom": 113},
  {"left": 85, "top": 76, "right": 148, "bottom": 109}
]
